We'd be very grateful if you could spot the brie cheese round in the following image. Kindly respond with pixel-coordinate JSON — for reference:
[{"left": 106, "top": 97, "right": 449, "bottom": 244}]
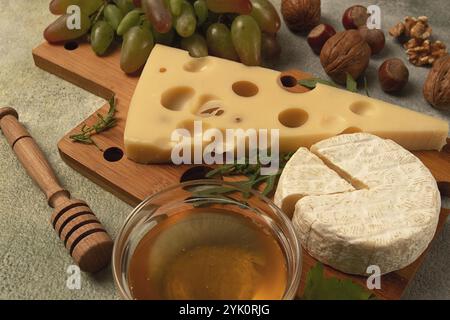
[{"left": 277, "top": 133, "right": 441, "bottom": 275}]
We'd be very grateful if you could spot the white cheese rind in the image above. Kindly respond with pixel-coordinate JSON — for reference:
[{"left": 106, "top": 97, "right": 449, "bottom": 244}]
[
  {"left": 274, "top": 147, "right": 354, "bottom": 218},
  {"left": 294, "top": 184, "right": 440, "bottom": 275},
  {"left": 289, "top": 133, "right": 440, "bottom": 275}
]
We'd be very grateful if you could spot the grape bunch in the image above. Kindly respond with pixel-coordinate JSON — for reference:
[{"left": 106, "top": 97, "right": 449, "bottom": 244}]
[{"left": 44, "top": 0, "right": 282, "bottom": 74}]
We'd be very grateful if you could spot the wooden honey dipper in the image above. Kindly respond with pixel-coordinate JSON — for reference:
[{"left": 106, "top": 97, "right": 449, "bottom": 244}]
[{"left": 0, "top": 107, "right": 113, "bottom": 273}]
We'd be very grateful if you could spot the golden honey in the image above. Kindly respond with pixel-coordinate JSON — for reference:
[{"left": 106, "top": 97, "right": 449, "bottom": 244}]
[{"left": 128, "top": 208, "right": 287, "bottom": 300}]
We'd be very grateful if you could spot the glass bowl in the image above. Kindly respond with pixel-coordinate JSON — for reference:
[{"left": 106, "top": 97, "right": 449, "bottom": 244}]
[{"left": 112, "top": 179, "right": 301, "bottom": 300}]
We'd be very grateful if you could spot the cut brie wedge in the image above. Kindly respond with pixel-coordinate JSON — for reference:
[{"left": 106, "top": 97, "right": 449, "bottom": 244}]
[
  {"left": 274, "top": 148, "right": 354, "bottom": 217},
  {"left": 276, "top": 133, "right": 441, "bottom": 275}
]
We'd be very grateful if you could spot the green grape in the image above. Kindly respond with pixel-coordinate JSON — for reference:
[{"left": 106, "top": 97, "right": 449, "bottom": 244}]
[
  {"left": 193, "top": 0, "right": 208, "bottom": 26},
  {"left": 169, "top": 0, "right": 183, "bottom": 16},
  {"left": 142, "top": 0, "right": 173, "bottom": 34},
  {"left": 261, "top": 33, "right": 281, "bottom": 59},
  {"left": 44, "top": 13, "right": 91, "bottom": 43},
  {"left": 231, "top": 15, "right": 261, "bottom": 66},
  {"left": 91, "top": 21, "right": 114, "bottom": 56},
  {"left": 206, "top": 23, "right": 239, "bottom": 61},
  {"left": 181, "top": 33, "right": 208, "bottom": 57},
  {"left": 121, "top": 26, "right": 155, "bottom": 73},
  {"left": 49, "top": 0, "right": 103, "bottom": 15},
  {"left": 174, "top": 1, "right": 197, "bottom": 38},
  {"left": 250, "top": 0, "right": 280, "bottom": 34},
  {"left": 117, "top": 9, "right": 142, "bottom": 36},
  {"left": 141, "top": 18, "right": 153, "bottom": 31},
  {"left": 153, "top": 28, "right": 176, "bottom": 45},
  {"left": 114, "top": 0, "right": 135, "bottom": 14},
  {"left": 104, "top": 4, "right": 124, "bottom": 31},
  {"left": 206, "top": 0, "right": 252, "bottom": 14}
]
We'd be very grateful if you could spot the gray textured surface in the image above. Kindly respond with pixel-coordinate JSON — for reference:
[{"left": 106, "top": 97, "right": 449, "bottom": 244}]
[{"left": 0, "top": 0, "right": 448, "bottom": 299}]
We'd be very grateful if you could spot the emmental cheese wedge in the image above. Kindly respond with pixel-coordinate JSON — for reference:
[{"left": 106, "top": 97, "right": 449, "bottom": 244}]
[
  {"left": 124, "top": 45, "right": 448, "bottom": 164},
  {"left": 282, "top": 133, "right": 441, "bottom": 275}
]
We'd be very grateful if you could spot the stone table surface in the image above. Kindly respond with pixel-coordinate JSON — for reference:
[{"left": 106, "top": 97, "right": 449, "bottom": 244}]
[{"left": 0, "top": 0, "right": 449, "bottom": 299}]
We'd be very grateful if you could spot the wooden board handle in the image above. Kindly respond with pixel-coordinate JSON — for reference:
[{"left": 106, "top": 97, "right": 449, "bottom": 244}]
[{"left": 0, "top": 107, "right": 70, "bottom": 207}]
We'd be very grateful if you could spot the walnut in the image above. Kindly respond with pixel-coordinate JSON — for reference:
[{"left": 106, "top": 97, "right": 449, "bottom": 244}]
[
  {"left": 389, "top": 22, "right": 405, "bottom": 38},
  {"left": 320, "top": 30, "right": 371, "bottom": 84},
  {"left": 423, "top": 55, "right": 450, "bottom": 111},
  {"left": 405, "top": 38, "right": 447, "bottom": 66},
  {"left": 281, "top": 0, "right": 321, "bottom": 33},
  {"left": 389, "top": 16, "right": 446, "bottom": 67}
]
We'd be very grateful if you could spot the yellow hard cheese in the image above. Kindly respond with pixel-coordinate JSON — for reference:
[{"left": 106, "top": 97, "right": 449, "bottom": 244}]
[{"left": 124, "top": 45, "right": 449, "bottom": 164}]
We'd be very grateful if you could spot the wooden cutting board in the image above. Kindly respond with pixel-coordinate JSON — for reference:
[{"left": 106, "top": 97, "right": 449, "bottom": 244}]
[{"left": 32, "top": 41, "right": 450, "bottom": 300}]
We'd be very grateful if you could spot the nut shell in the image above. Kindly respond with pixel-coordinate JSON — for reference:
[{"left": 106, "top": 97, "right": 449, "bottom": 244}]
[
  {"left": 378, "top": 58, "right": 409, "bottom": 93},
  {"left": 358, "top": 26, "right": 385, "bottom": 55},
  {"left": 424, "top": 55, "right": 450, "bottom": 111},
  {"left": 342, "top": 5, "right": 369, "bottom": 30},
  {"left": 281, "top": 0, "right": 321, "bottom": 33},
  {"left": 320, "top": 30, "right": 371, "bottom": 84},
  {"left": 307, "top": 23, "right": 336, "bottom": 54}
]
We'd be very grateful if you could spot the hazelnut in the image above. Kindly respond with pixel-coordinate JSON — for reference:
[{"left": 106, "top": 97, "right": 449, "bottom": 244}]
[
  {"left": 320, "top": 30, "right": 371, "bottom": 84},
  {"left": 307, "top": 23, "right": 336, "bottom": 55},
  {"left": 358, "top": 26, "right": 385, "bottom": 55},
  {"left": 342, "top": 5, "right": 369, "bottom": 30},
  {"left": 423, "top": 55, "right": 450, "bottom": 111},
  {"left": 378, "top": 59, "right": 409, "bottom": 93},
  {"left": 281, "top": 0, "right": 321, "bottom": 33}
]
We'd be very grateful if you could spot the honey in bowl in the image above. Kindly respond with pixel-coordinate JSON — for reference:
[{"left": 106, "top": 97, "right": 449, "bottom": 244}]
[{"left": 127, "top": 208, "right": 288, "bottom": 300}]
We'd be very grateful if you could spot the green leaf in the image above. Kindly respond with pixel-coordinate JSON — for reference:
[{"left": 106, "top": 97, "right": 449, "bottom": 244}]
[
  {"left": 303, "top": 263, "right": 375, "bottom": 300},
  {"left": 364, "top": 76, "right": 370, "bottom": 97},
  {"left": 346, "top": 73, "right": 358, "bottom": 93},
  {"left": 298, "top": 78, "right": 338, "bottom": 89}
]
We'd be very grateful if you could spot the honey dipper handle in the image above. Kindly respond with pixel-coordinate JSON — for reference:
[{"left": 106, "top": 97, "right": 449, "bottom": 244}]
[{"left": 0, "top": 107, "right": 70, "bottom": 208}]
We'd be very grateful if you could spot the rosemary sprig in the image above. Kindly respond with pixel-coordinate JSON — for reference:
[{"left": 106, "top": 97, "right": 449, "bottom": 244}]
[
  {"left": 69, "top": 96, "right": 117, "bottom": 150},
  {"left": 198, "top": 152, "right": 294, "bottom": 198}
]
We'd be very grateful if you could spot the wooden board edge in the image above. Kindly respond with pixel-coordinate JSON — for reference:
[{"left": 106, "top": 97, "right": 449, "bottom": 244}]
[
  {"left": 32, "top": 46, "right": 114, "bottom": 101},
  {"left": 58, "top": 145, "right": 141, "bottom": 207}
]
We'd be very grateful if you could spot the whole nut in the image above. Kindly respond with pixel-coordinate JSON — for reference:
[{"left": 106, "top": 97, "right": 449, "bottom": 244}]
[
  {"left": 378, "top": 58, "right": 409, "bottom": 93},
  {"left": 342, "top": 5, "right": 369, "bottom": 30},
  {"left": 320, "top": 30, "right": 371, "bottom": 84},
  {"left": 307, "top": 23, "right": 336, "bottom": 54},
  {"left": 358, "top": 26, "right": 385, "bottom": 55},
  {"left": 424, "top": 55, "right": 450, "bottom": 111},
  {"left": 281, "top": 0, "right": 321, "bottom": 33}
]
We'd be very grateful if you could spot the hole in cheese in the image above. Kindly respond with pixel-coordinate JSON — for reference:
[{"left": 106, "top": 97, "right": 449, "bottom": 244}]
[
  {"left": 278, "top": 109, "right": 309, "bottom": 128},
  {"left": 232, "top": 81, "right": 259, "bottom": 97},
  {"left": 161, "top": 87, "right": 195, "bottom": 111},
  {"left": 195, "top": 95, "right": 225, "bottom": 117},
  {"left": 279, "top": 75, "right": 298, "bottom": 88},
  {"left": 160, "top": 67, "right": 167, "bottom": 73},
  {"left": 320, "top": 115, "right": 347, "bottom": 128},
  {"left": 184, "top": 57, "right": 210, "bottom": 72},
  {"left": 339, "top": 127, "right": 363, "bottom": 134},
  {"left": 349, "top": 101, "right": 376, "bottom": 116}
]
